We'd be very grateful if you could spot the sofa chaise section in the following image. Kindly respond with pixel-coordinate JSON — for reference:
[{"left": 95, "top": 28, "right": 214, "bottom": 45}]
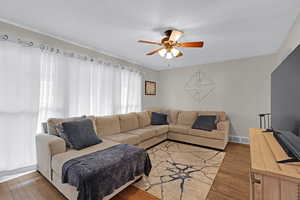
[
  {"left": 50, "top": 139, "right": 143, "bottom": 200},
  {"left": 36, "top": 129, "right": 144, "bottom": 200}
]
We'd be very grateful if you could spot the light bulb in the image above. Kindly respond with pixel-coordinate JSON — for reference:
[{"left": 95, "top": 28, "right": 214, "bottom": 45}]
[
  {"left": 158, "top": 49, "right": 167, "bottom": 57},
  {"left": 166, "top": 52, "right": 173, "bottom": 59},
  {"left": 171, "top": 48, "right": 180, "bottom": 57}
]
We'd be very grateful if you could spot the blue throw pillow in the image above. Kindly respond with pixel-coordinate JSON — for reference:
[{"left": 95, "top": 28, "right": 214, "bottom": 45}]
[
  {"left": 192, "top": 115, "right": 218, "bottom": 131},
  {"left": 151, "top": 112, "right": 168, "bottom": 125},
  {"left": 61, "top": 119, "right": 102, "bottom": 150}
]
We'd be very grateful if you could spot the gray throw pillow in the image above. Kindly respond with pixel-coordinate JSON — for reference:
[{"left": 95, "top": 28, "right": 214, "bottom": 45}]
[
  {"left": 192, "top": 115, "right": 218, "bottom": 131},
  {"left": 151, "top": 112, "right": 169, "bottom": 125},
  {"left": 41, "top": 122, "right": 48, "bottom": 134},
  {"left": 60, "top": 119, "right": 102, "bottom": 150},
  {"left": 47, "top": 116, "right": 86, "bottom": 136},
  {"left": 56, "top": 123, "right": 73, "bottom": 148},
  {"left": 55, "top": 117, "right": 86, "bottom": 148}
]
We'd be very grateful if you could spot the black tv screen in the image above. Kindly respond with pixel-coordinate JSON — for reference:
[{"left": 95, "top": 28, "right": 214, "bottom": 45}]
[
  {"left": 273, "top": 130, "right": 300, "bottom": 162},
  {"left": 271, "top": 45, "right": 300, "bottom": 135}
]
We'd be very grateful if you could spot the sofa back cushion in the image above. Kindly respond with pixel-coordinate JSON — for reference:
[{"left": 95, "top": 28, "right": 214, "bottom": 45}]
[
  {"left": 198, "top": 111, "right": 227, "bottom": 121},
  {"left": 47, "top": 116, "right": 97, "bottom": 136},
  {"left": 167, "top": 110, "right": 180, "bottom": 124},
  {"left": 176, "top": 111, "right": 198, "bottom": 126},
  {"left": 119, "top": 113, "right": 139, "bottom": 132},
  {"left": 86, "top": 116, "right": 97, "bottom": 132},
  {"left": 144, "top": 108, "right": 162, "bottom": 113},
  {"left": 95, "top": 115, "right": 121, "bottom": 136},
  {"left": 136, "top": 112, "right": 151, "bottom": 128}
]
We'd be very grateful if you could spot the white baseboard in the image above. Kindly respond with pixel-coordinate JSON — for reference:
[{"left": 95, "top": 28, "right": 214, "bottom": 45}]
[
  {"left": 0, "top": 165, "right": 36, "bottom": 183},
  {"left": 229, "top": 136, "right": 249, "bottom": 144}
]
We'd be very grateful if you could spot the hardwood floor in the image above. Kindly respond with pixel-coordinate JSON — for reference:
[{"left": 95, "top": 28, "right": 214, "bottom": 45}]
[
  {"left": 0, "top": 143, "right": 250, "bottom": 200},
  {"left": 206, "top": 143, "right": 250, "bottom": 200}
]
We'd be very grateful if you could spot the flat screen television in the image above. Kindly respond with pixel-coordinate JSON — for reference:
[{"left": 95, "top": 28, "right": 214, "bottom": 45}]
[
  {"left": 273, "top": 130, "right": 300, "bottom": 163},
  {"left": 271, "top": 45, "right": 300, "bottom": 135}
]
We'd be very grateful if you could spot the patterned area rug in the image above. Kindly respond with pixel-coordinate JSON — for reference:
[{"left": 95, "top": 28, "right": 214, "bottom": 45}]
[{"left": 134, "top": 141, "right": 225, "bottom": 200}]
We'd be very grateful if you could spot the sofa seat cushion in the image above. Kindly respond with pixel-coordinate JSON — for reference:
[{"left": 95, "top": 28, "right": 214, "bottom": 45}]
[
  {"left": 103, "top": 133, "right": 141, "bottom": 145},
  {"left": 145, "top": 125, "right": 169, "bottom": 135},
  {"left": 52, "top": 139, "right": 119, "bottom": 176},
  {"left": 127, "top": 128, "right": 156, "bottom": 142},
  {"left": 119, "top": 113, "right": 139, "bottom": 132},
  {"left": 189, "top": 128, "right": 225, "bottom": 140},
  {"left": 168, "top": 124, "right": 189, "bottom": 134}
]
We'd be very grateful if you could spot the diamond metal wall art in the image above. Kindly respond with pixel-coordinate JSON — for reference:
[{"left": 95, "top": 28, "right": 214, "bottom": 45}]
[{"left": 184, "top": 70, "right": 216, "bottom": 103}]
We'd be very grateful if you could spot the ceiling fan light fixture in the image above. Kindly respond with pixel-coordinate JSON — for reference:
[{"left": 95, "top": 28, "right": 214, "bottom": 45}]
[
  {"left": 166, "top": 52, "right": 173, "bottom": 59},
  {"left": 158, "top": 48, "right": 167, "bottom": 57},
  {"left": 138, "top": 29, "right": 204, "bottom": 59},
  {"left": 171, "top": 48, "right": 180, "bottom": 57}
]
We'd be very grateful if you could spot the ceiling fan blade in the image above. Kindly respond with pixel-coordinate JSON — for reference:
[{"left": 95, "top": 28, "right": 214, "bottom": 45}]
[
  {"left": 138, "top": 40, "right": 162, "bottom": 45},
  {"left": 169, "top": 30, "right": 183, "bottom": 42},
  {"left": 177, "top": 41, "right": 204, "bottom": 48},
  {"left": 176, "top": 51, "right": 183, "bottom": 58},
  {"left": 146, "top": 47, "right": 164, "bottom": 55}
]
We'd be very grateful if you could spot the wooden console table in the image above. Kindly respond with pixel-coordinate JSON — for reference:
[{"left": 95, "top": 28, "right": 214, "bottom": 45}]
[{"left": 250, "top": 128, "right": 300, "bottom": 200}]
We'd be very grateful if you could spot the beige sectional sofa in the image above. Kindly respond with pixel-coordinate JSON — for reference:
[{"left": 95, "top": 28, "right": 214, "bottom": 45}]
[{"left": 36, "top": 109, "right": 229, "bottom": 200}]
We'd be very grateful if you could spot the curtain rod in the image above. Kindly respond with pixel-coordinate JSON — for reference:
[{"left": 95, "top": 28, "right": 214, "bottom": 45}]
[{"left": 0, "top": 33, "right": 145, "bottom": 74}]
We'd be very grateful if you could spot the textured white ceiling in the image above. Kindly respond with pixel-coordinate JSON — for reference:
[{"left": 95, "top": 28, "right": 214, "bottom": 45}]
[{"left": 0, "top": 0, "right": 300, "bottom": 70}]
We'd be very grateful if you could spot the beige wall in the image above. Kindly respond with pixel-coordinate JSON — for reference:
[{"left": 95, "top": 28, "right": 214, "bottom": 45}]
[
  {"left": 0, "top": 21, "right": 160, "bottom": 110},
  {"left": 159, "top": 54, "right": 277, "bottom": 139},
  {"left": 142, "top": 71, "right": 160, "bottom": 110}
]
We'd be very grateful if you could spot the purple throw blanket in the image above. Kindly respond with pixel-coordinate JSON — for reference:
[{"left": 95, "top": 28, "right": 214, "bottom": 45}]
[{"left": 62, "top": 144, "right": 152, "bottom": 200}]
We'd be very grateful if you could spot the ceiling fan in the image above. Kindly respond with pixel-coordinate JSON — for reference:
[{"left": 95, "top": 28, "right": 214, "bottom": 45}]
[{"left": 138, "top": 29, "right": 204, "bottom": 59}]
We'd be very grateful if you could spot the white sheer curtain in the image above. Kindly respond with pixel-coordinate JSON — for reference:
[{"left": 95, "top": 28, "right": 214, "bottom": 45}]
[
  {"left": 89, "top": 62, "right": 122, "bottom": 115},
  {"left": 38, "top": 51, "right": 142, "bottom": 124},
  {"left": 0, "top": 42, "right": 41, "bottom": 174},
  {"left": 120, "top": 69, "right": 142, "bottom": 113},
  {"left": 37, "top": 51, "right": 69, "bottom": 131}
]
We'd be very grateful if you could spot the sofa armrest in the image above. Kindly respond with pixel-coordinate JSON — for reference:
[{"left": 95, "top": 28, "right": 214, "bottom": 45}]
[
  {"left": 36, "top": 133, "right": 66, "bottom": 181},
  {"left": 217, "top": 120, "right": 230, "bottom": 141}
]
